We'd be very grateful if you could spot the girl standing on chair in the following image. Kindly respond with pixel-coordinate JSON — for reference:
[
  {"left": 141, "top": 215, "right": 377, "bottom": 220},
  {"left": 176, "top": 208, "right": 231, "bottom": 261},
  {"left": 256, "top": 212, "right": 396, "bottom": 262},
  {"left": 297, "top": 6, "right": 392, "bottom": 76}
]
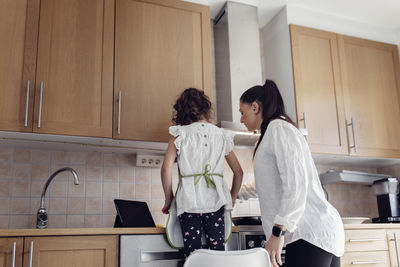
[{"left": 161, "top": 88, "right": 243, "bottom": 260}]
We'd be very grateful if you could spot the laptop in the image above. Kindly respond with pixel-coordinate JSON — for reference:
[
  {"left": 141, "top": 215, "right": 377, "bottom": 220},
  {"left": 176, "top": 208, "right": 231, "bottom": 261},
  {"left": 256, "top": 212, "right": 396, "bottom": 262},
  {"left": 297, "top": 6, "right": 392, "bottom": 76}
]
[{"left": 113, "top": 199, "right": 156, "bottom": 228}]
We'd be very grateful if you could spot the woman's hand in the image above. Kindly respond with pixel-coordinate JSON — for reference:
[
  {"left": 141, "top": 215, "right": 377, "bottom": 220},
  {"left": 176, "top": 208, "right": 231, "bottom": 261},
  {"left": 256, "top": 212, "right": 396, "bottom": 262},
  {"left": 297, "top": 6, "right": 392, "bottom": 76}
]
[{"left": 265, "top": 234, "right": 284, "bottom": 267}]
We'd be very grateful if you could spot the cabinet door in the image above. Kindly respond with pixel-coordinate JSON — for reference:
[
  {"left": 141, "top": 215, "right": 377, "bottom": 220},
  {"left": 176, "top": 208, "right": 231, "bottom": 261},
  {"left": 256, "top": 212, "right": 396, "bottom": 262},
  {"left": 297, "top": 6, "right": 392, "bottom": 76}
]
[
  {"left": 33, "top": 0, "right": 114, "bottom": 137},
  {"left": 114, "top": 0, "right": 212, "bottom": 141},
  {"left": 290, "top": 25, "right": 348, "bottom": 154},
  {"left": 338, "top": 35, "right": 400, "bottom": 158},
  {"left": 0, "top": 238, "right": 23, "bottom": 267},
  {"left": 0, "top": 0, "right": 39, "bottom": 132},
  {"left": 387, "top": 230, "right": 400, "bottom": 267},
  {"left": 23, "top": 235, "right": 118, "bottom": 267}
]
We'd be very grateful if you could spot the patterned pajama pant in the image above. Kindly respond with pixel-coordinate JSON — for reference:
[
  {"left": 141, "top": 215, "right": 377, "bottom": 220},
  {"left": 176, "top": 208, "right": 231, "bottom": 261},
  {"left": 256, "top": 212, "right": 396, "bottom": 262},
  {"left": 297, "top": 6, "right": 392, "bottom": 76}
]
[{"left": 178, "top": 206, "right": 225, "bottom": 259}]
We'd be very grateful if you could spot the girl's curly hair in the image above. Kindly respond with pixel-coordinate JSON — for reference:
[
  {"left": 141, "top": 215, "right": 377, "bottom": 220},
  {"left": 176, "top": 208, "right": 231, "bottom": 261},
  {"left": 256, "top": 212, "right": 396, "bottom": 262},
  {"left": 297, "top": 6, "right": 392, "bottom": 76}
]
[{"left": 172, "top": 88, "right": 213, "bottom": 125}]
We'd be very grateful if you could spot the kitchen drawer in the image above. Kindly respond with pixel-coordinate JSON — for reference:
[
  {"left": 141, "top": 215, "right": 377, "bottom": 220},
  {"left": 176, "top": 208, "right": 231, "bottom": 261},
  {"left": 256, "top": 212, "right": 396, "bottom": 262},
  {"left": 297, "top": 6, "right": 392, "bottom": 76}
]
[
  {"left": 341, "top": 251, "right": 390, "bottom": 267},
  {"left": 345, "top": 230, "right": 387, "bottom": 252}
]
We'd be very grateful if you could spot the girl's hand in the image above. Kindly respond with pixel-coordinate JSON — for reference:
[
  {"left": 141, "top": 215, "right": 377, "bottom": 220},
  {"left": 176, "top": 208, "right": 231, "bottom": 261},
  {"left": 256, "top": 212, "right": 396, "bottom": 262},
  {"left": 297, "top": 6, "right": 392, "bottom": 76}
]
[
  {"left": 161, "top": 201, "right": 171, "bottom": 214},
  {"left": 265, "top": 234, "right": 284, "bottom": 267}
]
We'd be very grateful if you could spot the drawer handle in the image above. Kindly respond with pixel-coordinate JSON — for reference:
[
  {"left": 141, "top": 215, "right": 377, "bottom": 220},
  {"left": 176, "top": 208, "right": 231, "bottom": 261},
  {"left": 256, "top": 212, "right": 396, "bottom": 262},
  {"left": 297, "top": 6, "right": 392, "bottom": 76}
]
[
  {"left": 28, "top": 241, "right": 34, "bottom": 267},
  {"left": 349, "top": 238, "right": 384, "bottom": 242},
  {"left": 351, "top": 260, "right": 384, "bottom": 265},
  {"left": 11, "top": 241, "right": 16, "bottom": 267}
]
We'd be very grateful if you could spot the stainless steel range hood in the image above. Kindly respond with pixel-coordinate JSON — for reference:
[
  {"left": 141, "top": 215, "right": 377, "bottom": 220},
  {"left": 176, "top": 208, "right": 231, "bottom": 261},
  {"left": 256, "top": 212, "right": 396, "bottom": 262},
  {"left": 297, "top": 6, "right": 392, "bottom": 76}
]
[{"left": 214, "top": 2, "right": 263, "bottom": 147}]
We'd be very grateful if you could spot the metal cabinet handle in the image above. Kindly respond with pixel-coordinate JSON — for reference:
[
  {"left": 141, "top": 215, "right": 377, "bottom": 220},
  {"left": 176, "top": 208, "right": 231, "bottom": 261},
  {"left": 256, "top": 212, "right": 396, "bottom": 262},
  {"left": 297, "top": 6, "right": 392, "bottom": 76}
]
[
  {"left": 351, "top": 260, "right": 384, "bottom": 265},
  {"left": 38, "top": 82, "right": 43, "bottom": 128},
  {"left": 28, "top": 241, "right": 33, "bottom": 267},
  {"left": 346, "top": 117, "right": 357, "bottom": 152},
  {"left": 349, "top": 238, "right": 384, "bottom": 242},
  {"left": 24, "top": 80, "right": 30, "bottom": 127},
  {"left": 394, "top": 233, "right": 400, "bottom": 267},
  {"left": 117, "top": 90, "right": 122, "bottom": 134},
  {"left": 299, "top": 112, "right": 307, "bottom": 129},
  {"left": 11, "top": 241, "right": 16, "bottom": 267}
]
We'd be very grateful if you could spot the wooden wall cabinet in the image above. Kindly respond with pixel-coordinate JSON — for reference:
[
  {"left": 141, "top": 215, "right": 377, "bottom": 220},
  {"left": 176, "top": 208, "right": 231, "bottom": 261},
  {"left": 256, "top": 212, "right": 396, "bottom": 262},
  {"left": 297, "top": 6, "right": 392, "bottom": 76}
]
[
  {"left": 338, "top": 36, "right": 400, "bottom": 158},
  {"left": 0, "top": 236, "right": 117, "bottom": 267},
  {"left": 290, "top": 25, "right": 348, "bottom": 155},
  {"left": 0, "top": 0, "right": 114, "bottom": 138},
  {"left": 289, "top": 25, "right": 400, "bottom": 158},
  {"left": 113, "top": 0, "right": 213, "bottom": 142}
]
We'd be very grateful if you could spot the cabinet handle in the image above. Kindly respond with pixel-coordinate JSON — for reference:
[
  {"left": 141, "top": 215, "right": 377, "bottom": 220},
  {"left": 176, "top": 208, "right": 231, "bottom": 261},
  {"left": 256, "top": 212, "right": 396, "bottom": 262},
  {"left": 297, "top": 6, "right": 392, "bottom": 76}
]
[
  {"left": 349, "top": 238, "right": 384, "bottom": 242},
  {"left": 346, "top": 117, "right": 357, "bottom": 152},
  {"left": 11, "top": 241, "right": 16, "bottom": 267},
  {"left": 299, "top": 112, "right": 307, "bottom": 129},
  {"left": 24, "top": 80, "right": 30, "bottom": 127},
  {"left": 117, "top": 90, "right": 122, "bottom": 134},
  {"left": 28, "top": 241, "right": 33, "bottom": 267},
  {"left": 37, "top": 82, "right": 43, "bottom": 128},
  {"left": 395, "top": 233, "right": 400, "bottom": 267},
  {"left": 351, "top": 260, "right": 384, "bottom": 265}
]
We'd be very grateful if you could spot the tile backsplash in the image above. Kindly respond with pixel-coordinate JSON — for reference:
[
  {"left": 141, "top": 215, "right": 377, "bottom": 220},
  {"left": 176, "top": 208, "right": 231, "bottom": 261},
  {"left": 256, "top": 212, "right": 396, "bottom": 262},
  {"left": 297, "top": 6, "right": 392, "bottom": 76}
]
[{"left": 0, "top": 145, "right": 396, "bottom": 229}]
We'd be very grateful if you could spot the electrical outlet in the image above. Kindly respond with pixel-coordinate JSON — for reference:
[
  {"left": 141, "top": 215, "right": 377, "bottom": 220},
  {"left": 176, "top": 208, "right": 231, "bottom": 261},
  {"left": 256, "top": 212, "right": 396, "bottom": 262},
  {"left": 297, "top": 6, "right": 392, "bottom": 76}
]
[{"left": 136, "top": 154, "right": 164, "bottom": 168}]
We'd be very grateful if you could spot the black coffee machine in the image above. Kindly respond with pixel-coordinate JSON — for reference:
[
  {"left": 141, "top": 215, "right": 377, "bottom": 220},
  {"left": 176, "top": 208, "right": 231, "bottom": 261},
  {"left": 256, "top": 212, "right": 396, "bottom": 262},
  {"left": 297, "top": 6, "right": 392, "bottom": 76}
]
[{"left": 372, "top": 178, "right": 400, "bottom": 223}]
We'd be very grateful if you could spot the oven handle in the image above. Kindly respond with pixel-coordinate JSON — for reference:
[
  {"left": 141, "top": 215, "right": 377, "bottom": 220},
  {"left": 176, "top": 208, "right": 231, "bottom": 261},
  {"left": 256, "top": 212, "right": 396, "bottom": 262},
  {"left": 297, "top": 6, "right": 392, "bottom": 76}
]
[{"left": 141, "top": 250, "right": 183, "bottom": 262}]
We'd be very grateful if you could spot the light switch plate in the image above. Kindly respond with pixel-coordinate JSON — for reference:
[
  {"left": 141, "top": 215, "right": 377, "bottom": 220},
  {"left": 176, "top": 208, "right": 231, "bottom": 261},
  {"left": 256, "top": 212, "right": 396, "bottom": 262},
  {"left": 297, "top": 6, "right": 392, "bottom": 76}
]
[{"left": 136, "top": 154, "right": 164, "bottom": 168}]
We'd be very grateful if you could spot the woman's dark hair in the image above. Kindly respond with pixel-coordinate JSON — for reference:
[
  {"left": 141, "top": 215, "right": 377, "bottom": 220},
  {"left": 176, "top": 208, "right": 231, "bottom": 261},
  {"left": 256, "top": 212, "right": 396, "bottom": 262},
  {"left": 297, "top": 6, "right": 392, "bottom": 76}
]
[
  {"left": 240, "top": 80, "right": 296, "bottom": 153},
  {"left": 172, "top": 88, "right": 213, "bottom": 125}
]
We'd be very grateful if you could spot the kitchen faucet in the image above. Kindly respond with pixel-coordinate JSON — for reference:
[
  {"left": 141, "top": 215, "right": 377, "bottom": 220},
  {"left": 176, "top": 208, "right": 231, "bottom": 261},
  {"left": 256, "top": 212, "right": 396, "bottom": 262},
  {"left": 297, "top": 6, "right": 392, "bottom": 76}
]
[{"left": 36, "top": 167, "right": 79, "bottom": 229}]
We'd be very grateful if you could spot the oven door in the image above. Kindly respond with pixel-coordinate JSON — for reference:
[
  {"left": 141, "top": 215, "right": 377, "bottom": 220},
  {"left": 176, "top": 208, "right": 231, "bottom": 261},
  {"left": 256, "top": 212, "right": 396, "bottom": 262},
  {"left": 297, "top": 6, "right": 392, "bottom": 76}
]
[{"left": 120, "top": 235, "right": 183, "bottom": 267}]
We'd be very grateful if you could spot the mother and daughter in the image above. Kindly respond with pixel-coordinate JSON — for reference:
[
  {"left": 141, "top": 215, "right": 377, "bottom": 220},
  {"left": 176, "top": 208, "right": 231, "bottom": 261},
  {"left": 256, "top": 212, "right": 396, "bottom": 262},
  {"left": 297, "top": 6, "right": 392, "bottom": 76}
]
[{"left": 161, "top": 80, "right": 344, "bottom": 267}]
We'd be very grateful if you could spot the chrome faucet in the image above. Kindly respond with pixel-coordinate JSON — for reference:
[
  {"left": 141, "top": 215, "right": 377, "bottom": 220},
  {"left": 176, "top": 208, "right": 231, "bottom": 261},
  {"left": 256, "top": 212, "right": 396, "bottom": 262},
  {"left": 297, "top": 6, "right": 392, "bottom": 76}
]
[{"left": 36, "top": 167, "right": 79, "bottom": 229}]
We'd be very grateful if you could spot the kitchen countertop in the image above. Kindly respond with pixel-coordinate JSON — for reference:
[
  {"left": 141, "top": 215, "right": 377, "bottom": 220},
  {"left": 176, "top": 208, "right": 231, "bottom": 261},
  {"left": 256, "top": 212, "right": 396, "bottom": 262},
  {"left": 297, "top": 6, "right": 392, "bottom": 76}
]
[
  {"left": 344, "top": 223, "right": 400, "bottom": 229},
  {"left": 0, "top": 226, "right": 239, "bottom": 237},
  {"left": 2, "top": 224, "right": 398, "bottom": 237}
]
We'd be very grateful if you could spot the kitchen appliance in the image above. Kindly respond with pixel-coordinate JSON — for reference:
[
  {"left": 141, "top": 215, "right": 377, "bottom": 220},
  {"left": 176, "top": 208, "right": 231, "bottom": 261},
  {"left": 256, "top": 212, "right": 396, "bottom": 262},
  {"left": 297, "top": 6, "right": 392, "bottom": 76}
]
[
  {"left": 232, "top": 216, "right": 286, "bottom": 264},
  {"left": 371, "top": 178, "right": 400, "bottom": 223},
  {"left": 120, "top": 233, "right": 239, "bottom": 267}
]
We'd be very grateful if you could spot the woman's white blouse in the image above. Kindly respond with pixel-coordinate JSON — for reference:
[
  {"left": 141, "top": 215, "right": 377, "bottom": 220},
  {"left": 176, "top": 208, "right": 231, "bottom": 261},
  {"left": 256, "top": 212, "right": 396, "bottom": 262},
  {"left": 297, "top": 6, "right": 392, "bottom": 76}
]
[
  {"left": 238, "top": 119, "right": 344, "bottom": 257},
  {"left": 170, "top": 122, "right": 235, "bottom": 216}
]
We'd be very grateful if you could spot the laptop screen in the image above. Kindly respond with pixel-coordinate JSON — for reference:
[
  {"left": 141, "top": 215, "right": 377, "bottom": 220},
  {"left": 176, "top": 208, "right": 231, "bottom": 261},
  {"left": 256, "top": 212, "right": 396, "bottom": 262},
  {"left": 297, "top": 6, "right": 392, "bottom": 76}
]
[{"left": 113, "top": 199, "right": 156, "bottom": 228}]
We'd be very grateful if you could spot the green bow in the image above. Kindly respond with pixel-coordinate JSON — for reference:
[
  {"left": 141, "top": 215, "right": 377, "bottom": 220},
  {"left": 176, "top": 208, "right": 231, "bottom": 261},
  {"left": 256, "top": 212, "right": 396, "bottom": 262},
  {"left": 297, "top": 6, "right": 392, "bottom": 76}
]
[{"left": 179, "top": 164, "right": 223, "bottom": 189}]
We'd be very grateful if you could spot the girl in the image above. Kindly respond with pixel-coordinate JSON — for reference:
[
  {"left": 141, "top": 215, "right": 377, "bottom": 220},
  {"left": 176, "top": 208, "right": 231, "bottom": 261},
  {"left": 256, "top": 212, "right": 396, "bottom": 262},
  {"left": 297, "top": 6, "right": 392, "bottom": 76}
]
[
  {"left": 238, "top": 80, "right": 344, "bottom": 267},
  {"left": 161, "top": 88, "right": 243, "bottom": 259}
]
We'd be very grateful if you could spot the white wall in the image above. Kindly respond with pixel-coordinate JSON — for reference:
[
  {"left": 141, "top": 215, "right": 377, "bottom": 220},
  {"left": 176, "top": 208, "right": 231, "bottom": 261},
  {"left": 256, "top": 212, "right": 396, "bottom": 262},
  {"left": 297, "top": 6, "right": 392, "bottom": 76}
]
[
  {"left": 260, "top": 7, "right": 297, "bottom": 122},
  {"left": 286, "top": 5, "right": 399, "bottom": 45}
]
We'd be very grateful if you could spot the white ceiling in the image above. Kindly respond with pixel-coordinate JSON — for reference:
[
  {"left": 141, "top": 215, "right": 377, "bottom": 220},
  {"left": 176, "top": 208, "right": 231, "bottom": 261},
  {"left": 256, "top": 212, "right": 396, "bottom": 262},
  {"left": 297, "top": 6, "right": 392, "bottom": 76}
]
[{"left": 188, "top": 0, "right": 400, "bottom": 30}]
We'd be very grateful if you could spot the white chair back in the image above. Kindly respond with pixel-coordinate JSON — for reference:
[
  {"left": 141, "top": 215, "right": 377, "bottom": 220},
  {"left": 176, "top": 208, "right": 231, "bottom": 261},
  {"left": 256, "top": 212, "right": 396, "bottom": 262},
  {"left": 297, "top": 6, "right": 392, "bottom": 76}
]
[{"left": 183, "top": 248, "right": 271, "bottom": 267}]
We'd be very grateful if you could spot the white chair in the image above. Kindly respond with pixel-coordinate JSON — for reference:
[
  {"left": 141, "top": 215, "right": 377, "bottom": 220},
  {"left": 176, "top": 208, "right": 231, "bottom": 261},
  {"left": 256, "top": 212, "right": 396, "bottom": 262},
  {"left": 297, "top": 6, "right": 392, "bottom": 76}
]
[{"left": 183, "top": 248, "right": 271, "bottom": 267}]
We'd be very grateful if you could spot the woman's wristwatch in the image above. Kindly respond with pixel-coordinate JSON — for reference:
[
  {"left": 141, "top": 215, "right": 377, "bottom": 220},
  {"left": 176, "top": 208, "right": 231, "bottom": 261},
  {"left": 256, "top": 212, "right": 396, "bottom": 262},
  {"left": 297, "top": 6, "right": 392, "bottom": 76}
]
[{"left": 272, "top": 226, "right": 286, "bottom": 237}]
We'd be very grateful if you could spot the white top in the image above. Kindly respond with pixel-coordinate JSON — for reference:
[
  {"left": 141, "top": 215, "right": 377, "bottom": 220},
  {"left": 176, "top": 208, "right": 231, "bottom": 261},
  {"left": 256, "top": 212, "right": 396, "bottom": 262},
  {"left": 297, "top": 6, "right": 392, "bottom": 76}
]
[
  {"left": 238, "top": 119, "right": 344, "bottom": 257},
  {"left": 170, "top": 122, "right": 235, "bottom": 216}
]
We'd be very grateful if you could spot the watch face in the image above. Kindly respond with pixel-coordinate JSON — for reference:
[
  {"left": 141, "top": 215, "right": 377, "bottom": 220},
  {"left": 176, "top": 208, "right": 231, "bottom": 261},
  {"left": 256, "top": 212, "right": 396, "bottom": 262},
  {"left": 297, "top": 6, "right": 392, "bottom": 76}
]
[{"left": 272, "top": 226, "right": 285, "bottom": 237}]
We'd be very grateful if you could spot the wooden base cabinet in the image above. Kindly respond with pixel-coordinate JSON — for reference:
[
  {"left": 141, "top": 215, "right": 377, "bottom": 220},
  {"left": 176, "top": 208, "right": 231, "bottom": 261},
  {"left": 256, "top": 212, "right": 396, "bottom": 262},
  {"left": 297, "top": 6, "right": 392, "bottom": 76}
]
[
  {"left": 23, "top": 236, "right": 118, "bottom": 267},
  {"left": 0, "top": 238, "right": 23, "bottom": 267},
  {"left": 1, "top": 236, "right": 117, "bottom": 267}
]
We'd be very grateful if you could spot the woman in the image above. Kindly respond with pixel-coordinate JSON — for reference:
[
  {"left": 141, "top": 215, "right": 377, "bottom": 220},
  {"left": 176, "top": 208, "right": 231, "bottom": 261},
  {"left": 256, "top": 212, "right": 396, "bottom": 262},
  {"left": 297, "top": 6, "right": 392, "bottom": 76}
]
[{"left": 237, "top": 80, "right": 344, "bottom": 267}]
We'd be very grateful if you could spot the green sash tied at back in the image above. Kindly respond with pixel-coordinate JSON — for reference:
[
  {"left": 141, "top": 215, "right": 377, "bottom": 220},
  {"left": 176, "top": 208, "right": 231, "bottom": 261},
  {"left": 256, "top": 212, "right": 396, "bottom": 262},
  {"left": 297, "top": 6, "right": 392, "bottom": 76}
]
[{"left": 179, "top": 164, "right": 223, "bottom": 189}]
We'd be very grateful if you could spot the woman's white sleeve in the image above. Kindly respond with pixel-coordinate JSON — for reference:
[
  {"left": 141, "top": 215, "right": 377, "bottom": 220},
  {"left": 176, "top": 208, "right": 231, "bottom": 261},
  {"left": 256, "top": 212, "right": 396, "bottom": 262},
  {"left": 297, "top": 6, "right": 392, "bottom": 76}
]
[
  {"left": 237, "top": 179, "right": 258, "bottom": 200},
  {"left": 271, "top": 124, "right": 309, "bottom": 232}
]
